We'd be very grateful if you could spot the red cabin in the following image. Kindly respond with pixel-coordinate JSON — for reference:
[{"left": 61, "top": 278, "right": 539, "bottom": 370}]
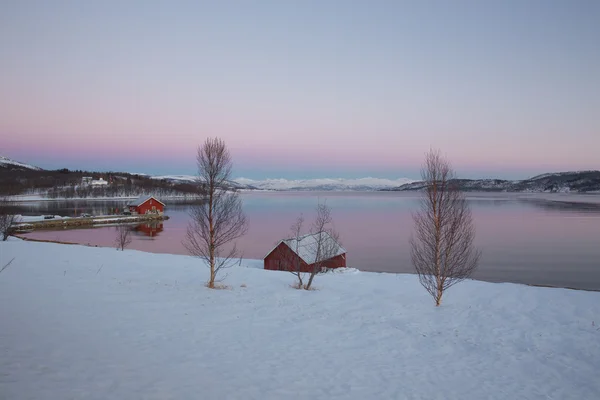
[
  {"left": 264, "top": 232, "right": 346, "bottom": 273},
  {"left": 127, "top": 195, "right": 165, "bottom": 215}
]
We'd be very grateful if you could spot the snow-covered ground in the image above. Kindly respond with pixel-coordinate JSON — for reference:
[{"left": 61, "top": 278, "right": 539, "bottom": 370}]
[
  {"left": 15, "top": 215, "right": 67, "bottom": 222},
  {"left": 1, "top": 239, "right": 599, "bottom": 399}
]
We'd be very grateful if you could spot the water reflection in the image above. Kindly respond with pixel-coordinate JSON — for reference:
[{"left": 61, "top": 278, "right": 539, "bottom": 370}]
[
  {"left": 133, "top": 222, "right": 164, "bottom": 238},
  {"left": 519, "top": 198, "right": 600, "bottom": 213},
  {"left": 14, "top": 192, "right": 600, "bottom": 290}
]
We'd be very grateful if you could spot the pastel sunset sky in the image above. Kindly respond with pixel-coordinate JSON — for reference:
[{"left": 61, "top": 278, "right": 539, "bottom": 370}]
[{"left": 1, "top": 0, "right": 598, "bottom": 179}]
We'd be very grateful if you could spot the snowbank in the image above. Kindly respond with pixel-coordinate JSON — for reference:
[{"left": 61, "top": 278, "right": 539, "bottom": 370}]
[
  {"left": 15, "top": 215, "right": 67, "bottom": 222},
  {"left": 1, "top": 239, "right": 599, "bottom": 399}
]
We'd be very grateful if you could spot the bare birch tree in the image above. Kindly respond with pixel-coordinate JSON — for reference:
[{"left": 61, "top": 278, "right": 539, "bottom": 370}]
[
  {"left": 274, "top": 214, "right": 306, "bottom": 288},
  {"left": 410, "top": 149, "right": 481, "bottom": 306},
  {"left": 0, "top": 197, "right": 18, "bottom": 241},
  {"left": 275, "top": 203, "right": 342, "bottom": 290},
  {"left": 304, "top": 202, "right": 342, "bottom": 290},
  {"left": 115, "top": 224, "right": 132, "bottom": 251},
  {"left": 283, "top": 215, "right": 304, "bottom": 289},
  {"left": 184, "top": 137, "right": 248, "bottom": 288}
]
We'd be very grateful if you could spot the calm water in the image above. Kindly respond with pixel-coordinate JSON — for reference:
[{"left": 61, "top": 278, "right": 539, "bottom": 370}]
[{"left": 17, "top": 192, "right": 600, "bottom": 290}]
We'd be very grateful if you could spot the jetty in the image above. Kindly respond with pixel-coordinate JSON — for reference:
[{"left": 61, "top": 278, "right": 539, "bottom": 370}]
[{"left": 12, "top": 214, "right": 169, "bottom": 233}]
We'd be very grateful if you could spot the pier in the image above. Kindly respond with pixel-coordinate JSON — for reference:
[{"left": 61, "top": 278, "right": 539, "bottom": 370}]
[{"left": 12, "top": 214, "right": 169, "bottom": 233}]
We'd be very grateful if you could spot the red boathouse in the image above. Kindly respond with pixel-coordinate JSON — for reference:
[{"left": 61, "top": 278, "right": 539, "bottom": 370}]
[
  {"left": 127, "top": 195, "right": 165, "bottom": 215},
  {"left": 264, "top": 232, "right": 346, "bottom": 273}
]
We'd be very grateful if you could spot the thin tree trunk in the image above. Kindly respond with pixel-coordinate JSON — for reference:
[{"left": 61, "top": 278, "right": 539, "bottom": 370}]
[
  {"left": 305, "top": 272, "right": 316, "bottom": 290},
  {"left": 208, "top": 185, "right": 215, "bottom": 288}
]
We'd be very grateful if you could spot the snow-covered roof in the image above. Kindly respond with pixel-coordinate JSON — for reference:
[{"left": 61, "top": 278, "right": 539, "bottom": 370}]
[
  {"left": 279, "top": 231, "right": 346, "bottom": 265},
  {"left": 127, "top": 195, "right": 165, "bottom": 207}
]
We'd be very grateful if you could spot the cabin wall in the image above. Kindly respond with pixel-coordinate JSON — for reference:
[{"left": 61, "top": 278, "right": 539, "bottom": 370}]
[
  {"left": 136, "top": 199, "right": 165, "bottom": 215},
  {"left": 264, "top": 243, "right": 346, "bottom": 273},
  {"left": 264, "top": 243, "right": 310, "bottom": 272}
]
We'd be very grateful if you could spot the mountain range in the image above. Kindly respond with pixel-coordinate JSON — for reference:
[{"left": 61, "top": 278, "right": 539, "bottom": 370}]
[
  {"left": 2, "top": 156, "right": 599, "bottom": 193},
  {"left": 146, "top": 175, "right": 415, "bottom": 191},
  {"left": 387, "top": 171, "right": 600, "bottom": 193}
]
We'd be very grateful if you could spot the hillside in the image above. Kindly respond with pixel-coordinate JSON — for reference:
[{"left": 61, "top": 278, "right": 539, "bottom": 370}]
[
  {"left": 0, "top": 156, "right": 42, "bottom": 171},
  {"left": 0, "top": 156, "right": 200, "bottom": 198},
  {"left": 388, "top": 171, "right": 600, "bottom": 193}
]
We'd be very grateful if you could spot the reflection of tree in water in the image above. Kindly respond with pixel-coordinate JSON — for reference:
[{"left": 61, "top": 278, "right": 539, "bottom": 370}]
[
  {"left": 13, "top": 200, "right": 130, "bottom": 217},
  {"left": 133, "top": 222, "right": 164, "bottom": 238},
  {"left": 519, "top": 198, "right": 600, "bottom": 214}
]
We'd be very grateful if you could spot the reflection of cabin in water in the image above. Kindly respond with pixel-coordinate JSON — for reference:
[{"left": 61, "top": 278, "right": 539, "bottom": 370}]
[
  {"left": 135, "top": 222, "right": 163, "bottom": 237},
  {"left": 127, "top": 195, "right": 165, "bottom": 215}
]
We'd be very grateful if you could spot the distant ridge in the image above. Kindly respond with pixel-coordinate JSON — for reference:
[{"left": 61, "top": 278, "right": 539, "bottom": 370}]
[
  {"left": 0, "top": 156, "right": 42, "bottom": 171},
  {"left": 2, "top": 155, "right": 599, "bottom": 193},
  {"left": 232, "top": 177, "right": 416, "bottom": 191},
  {"left": 150, "top": 175, "right": 416, "bottom": 191},
  {"left": 387, "top": 171, "right": 600, "bottom": 193}
]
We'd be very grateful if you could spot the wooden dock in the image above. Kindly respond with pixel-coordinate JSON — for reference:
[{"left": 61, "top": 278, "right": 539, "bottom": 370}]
[{"left": 12, "top": 214, "right": 169, "bottom": 233}]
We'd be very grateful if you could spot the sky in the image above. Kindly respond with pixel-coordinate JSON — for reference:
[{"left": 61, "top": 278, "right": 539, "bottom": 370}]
[{"left": 1, "top": 0, "right": 598, "bottom": 180}]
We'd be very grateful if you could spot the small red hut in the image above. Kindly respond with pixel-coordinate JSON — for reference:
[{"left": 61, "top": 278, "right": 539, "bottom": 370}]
[
  {"left": 127, "top": 195, "right": 165, "bottom": 215},
  {"left": 264, "top": 232, "right": 346, "bottom": 273}
]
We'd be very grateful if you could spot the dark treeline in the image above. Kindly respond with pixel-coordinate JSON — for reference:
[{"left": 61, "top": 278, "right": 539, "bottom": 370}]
[{"left": 0, "top": 167, "right": 199, "bottom": 198}]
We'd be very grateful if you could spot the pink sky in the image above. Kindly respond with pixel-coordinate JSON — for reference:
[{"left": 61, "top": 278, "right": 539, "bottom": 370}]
[{"left": 1, "top": 1, "right": 598, "bottom": 179}]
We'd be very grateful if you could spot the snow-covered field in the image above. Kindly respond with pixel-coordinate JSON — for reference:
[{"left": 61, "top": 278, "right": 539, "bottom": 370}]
[{"left": 1, "top": 239, "right": 599, "bottom": 400}]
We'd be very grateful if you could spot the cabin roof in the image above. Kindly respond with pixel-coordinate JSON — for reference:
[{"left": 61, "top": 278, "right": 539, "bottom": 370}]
[
  {"left": 271, "top": 231, "right": 346, "bottom": 265},
  {"left": 127, "top": 195, "right": 165, "bottom": 207}
]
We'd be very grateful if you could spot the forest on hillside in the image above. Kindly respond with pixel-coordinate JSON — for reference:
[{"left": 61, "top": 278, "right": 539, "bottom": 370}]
[{"left": 0, "top": 167, "right": 200, "bottom": 198}]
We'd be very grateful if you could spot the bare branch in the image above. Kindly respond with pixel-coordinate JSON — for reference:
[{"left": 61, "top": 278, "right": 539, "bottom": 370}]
[
  {"left": 410, "top": 149, "right": 481, "bottom": 306},
  {"left": 115, "top": 224, "right": 132, "bottom": 251},
  {"left": 183, "top": 138, "right": 248, "bottom": 288},
  {"left": 0, "top": 197, "right": 18, "bottom": 241},
  {"left": 0, "top": 258, "right": 15, "bottom": 274},
  {"left": 273, "top": 214, "right": 306, "bottom": 288},
  {"left": 304, "top": 201, "right": 342, "bottom": 290}
]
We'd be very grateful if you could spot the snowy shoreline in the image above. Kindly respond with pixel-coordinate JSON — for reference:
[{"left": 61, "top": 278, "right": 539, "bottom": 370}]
[
  {"left": 1, "top": 238, "right": 599, "bottom": 399},
  {"left": 8, "top": 191, "right": 600, "bottom": 204}
]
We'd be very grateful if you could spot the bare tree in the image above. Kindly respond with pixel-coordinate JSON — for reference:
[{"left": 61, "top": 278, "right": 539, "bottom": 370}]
[
  {"left": 304, "top": 202, "right": 342, "bottom": 290},
  {"left": 115, "top": 224, "right": 132, "bottom": 251},
  {"left": 277, "top": 202, "right": 342, "bottom": 290},
  {"left": 410, "top": 149, "right": 481, "bottom": 306},
  {"left": 184, "top": 137, "right": 248, "bottom": 288},
  {"left": 273, "top": 214, "right": 306, "bottom": 288},
  {"left": 0, "top": 197, "right": 18, "bottom": 241}
]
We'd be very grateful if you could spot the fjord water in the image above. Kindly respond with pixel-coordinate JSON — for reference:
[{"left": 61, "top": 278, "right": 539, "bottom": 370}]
[{"left": 19, "top": 192, "right": 600, "bottom": 290}]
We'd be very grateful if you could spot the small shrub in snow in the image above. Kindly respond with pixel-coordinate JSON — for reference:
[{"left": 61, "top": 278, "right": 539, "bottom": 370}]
[
  {"left": 115, "top": 224, "right": 132, "bottom": 251},
  {"left": 0, "top": 197, "right": 18, "bottom": 241}
]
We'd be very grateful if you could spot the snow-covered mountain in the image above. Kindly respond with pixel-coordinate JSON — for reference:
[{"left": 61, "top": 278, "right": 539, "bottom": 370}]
[
  {"left": 149, "top": 175, "right": 415, "bottom": 191},
  {"left": 389, "top": 171, "right": 600, "bottom": 193},
  {"left": 233, "top": 177, "right": 416, "bottom": 191},
  {"left": 0, "top": 156, "right": 42, "bottom": 171},
  {"left": 151, "top": 175, "right": 196, "bottom": 183}
]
